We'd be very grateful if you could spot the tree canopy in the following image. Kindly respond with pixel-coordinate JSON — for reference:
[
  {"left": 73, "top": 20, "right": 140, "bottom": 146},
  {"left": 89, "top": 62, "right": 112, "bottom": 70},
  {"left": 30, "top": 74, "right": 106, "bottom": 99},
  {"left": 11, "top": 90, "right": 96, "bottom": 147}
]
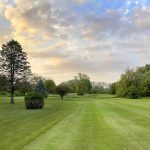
[
  {"left": 0, "top": 40, "right": 31, "bottom": 103},
  {"left": 75, "top": 73, "right": 92, "bottom": 95},
  {"left": 55, "top": 83, "right": 69, "bottom": 99},
  {"left": 44, "top": 80, "right": 56, "bottom": 94},
  {"left": 115, "top": 64, "right": 150, "bottom": 98}
]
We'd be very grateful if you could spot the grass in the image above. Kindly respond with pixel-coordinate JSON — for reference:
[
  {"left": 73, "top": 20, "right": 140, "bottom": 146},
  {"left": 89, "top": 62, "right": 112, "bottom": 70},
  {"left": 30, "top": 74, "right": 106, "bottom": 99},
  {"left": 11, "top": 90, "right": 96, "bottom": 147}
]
[{"left": 0, "top": 94, "right": 149, "bottom": 150}]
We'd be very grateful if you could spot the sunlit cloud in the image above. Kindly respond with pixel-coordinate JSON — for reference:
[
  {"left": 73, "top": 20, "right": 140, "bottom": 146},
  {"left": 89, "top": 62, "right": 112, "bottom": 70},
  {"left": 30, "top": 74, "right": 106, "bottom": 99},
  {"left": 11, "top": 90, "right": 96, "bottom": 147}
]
[{"left": 0, "top": 0, "right": 150, "bottom": 83}]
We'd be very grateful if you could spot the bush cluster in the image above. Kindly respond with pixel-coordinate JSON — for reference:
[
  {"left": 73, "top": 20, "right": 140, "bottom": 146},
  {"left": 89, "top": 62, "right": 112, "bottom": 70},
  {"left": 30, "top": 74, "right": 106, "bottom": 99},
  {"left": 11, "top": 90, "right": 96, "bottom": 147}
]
[{"left": 25, "top": 92, "right": 44, "bottom": 109}]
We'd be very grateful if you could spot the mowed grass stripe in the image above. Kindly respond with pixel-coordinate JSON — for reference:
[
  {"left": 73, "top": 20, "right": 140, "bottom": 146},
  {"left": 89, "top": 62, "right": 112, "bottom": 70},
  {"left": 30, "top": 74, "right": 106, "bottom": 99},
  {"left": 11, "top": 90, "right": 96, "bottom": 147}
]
[
  {"left": 97, "top": 100, "right": 150, "bottom": 150},
  {"left": 109, "top": 99, "right": 150, "bottom": 112},
  {"left": 71, "top": 102, "right": 126, "bottom": 150},
  {"left": 102, "top": 100, "right": 150, "bottom": 129},
  {"left": 0, "top": 101, "right": 64, "bottom": 126},
  {"left": 0, "top": 98, "right": 77, "bottom": 150},
  {"left": 22, "top": 103, "right": 85, "bottom": 150}
]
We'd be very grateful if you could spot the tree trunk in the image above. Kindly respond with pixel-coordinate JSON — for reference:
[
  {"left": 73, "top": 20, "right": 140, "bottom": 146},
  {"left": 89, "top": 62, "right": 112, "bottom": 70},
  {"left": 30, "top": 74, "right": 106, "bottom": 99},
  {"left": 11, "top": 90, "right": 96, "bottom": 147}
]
[
  {"left": 10, "top": 93, "right": 14, "bottom": 104},
  {"left": 10, "top": 82, "right": 14, "bottom": 104}
]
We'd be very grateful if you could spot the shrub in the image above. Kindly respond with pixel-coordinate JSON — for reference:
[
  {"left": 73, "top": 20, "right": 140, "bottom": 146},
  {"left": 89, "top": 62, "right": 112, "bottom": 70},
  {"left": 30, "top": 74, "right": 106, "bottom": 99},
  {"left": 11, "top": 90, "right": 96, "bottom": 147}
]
[
  {"left": 25, "top": 92, "right": 44, "bottom": 109},
  {"left": 55, "top": 83, "right": 69, "bottom": 99}
]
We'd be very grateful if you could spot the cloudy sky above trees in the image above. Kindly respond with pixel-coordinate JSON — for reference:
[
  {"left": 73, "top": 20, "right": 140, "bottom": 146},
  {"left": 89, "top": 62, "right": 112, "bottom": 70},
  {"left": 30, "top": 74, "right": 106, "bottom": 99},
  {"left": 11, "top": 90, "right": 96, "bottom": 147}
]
[{"left": 0, "top": 0, "right": 150, "bottom": 83}]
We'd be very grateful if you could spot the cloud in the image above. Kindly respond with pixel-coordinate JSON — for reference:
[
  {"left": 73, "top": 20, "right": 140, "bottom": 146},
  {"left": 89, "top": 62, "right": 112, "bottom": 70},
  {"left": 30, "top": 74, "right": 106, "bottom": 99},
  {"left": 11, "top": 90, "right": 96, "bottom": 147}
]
[
  {"left": 75, "top": 0, "right": 86, "bottom": 4},
  {"left": 80, "top": 10, "right": 123, "bottom": 41},
  {"left": 0, "top": 0, "right": 150, "bottom": 83},
  {"left": 4, "top": 1, "right": 58, "bottom": 40},
  {"left": 3, "top": 0, "right": 78, "bottom": 49},
  {"left": 121, "top": 6, "right": 150, "bottom": 37},
  {"left": 0, "top": 2, "right": 4, "bottom": 10},
  {"left": 133, "top": 6, "right": 150, "bottom": 30},
  {"left": 28, "top": 41, "right": 69, "bottom": 59}
]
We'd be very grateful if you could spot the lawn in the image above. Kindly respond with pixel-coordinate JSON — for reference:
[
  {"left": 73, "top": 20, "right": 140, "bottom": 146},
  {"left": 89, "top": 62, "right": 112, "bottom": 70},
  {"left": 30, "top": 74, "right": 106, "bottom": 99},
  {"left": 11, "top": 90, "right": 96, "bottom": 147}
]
[{"left": 0, "top": 94, "right": 149, "bottom": 150}]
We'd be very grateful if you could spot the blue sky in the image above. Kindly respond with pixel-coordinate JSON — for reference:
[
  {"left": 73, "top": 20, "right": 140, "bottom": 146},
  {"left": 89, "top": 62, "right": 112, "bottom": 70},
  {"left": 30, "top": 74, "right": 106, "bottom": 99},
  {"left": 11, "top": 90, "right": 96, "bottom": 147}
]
[
  {"left": 0, "top": 0, "right": 150, "bottom": 83},
  {"left": 73, "top": 0, "right": 149, "bottom": 14}
]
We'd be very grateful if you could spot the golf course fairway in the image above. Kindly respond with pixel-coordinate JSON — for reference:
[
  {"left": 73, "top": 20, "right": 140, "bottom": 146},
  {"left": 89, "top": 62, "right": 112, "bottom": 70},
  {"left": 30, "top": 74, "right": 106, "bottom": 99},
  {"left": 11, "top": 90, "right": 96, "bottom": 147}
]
[{"left": 0, "top": 95, "right": 149, "bottom": 150}]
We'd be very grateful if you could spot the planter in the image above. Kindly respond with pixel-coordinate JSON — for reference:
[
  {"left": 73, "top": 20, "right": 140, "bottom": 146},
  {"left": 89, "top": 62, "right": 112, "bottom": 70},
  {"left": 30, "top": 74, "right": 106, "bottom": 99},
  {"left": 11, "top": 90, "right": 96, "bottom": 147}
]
[
  {"left": 25, "top": 92, "right": 44, "bottom": 109},
  {"left": 25, "top": 99, "right": 44, "bottom": 109}
]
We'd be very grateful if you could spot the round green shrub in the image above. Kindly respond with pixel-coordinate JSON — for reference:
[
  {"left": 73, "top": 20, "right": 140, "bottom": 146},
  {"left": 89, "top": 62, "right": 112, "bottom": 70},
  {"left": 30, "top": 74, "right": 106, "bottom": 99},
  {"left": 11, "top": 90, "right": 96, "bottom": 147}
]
[{"left": 25, "top": 92, "right": 44, "bottom": 109}]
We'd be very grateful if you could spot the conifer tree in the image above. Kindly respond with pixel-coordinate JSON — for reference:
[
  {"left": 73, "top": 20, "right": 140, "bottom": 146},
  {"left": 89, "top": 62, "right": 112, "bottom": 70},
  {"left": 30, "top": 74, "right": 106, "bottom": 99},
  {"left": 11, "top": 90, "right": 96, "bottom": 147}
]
[
  {"left": 0, "top": 40, "right": 31, "bottom": 103},
  {"left": 35, "top": 80, "right": 48, "bottom": 98}
]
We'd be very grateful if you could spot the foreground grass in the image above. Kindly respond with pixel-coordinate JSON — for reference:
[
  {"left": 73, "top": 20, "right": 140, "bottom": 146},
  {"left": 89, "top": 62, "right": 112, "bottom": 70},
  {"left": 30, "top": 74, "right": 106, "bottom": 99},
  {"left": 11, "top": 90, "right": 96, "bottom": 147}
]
[{"left": 0, "top": 95, "right": 149, "bottom": 150}]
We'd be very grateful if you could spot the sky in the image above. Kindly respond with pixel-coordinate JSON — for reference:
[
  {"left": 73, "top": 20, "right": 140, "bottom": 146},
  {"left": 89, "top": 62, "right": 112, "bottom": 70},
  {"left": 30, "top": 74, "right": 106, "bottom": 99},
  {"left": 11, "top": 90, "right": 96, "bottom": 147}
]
[{"left": 0, "top": 0, "right": 150, "bottom": 84}]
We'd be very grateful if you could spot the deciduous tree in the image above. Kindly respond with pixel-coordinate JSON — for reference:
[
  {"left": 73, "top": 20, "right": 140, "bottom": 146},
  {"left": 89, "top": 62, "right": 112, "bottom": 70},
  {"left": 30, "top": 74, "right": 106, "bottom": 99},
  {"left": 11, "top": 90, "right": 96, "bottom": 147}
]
[
  {"left": 75, "top": 73, "right": 92, "bottom": 95},
  {"left": 55, "top": 83, "right": 69, "bottom": 99},
  {"left": 44, "top": 80, "right": 56, "bottom": 94}
]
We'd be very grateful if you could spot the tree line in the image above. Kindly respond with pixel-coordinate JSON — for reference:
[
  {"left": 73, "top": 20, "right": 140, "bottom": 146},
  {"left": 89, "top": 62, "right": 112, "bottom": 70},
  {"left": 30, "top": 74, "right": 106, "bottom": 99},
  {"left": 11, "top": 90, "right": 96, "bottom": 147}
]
[
  {"left": 1, "top": 40, "right": 149, "bottom": 103},
  {"left": 0, "top": 39, "right": 110, "bottom": 103},
  {"left": 110, "top": 64, "right": 150, "bottom": 98}
]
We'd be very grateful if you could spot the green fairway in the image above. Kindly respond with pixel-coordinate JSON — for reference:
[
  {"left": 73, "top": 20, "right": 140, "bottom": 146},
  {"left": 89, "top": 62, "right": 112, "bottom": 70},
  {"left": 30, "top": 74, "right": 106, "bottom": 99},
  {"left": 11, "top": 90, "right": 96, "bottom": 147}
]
[{"left": 0, "top": 95, "right": 149, "bottom": 150}]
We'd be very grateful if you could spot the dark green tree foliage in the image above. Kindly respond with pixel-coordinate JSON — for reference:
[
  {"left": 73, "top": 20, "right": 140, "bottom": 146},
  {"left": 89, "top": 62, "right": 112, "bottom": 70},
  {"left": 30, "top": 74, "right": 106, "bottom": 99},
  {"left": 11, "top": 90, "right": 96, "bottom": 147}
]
[
  {"left": 110, "top": 82, "right": 117, "bottom": 95},
  {"left": 0, "top": 40, "right": 31, "bottom": 103},
  {"left": 116, "top": 64, "right": 150, "bottom": 98},
  {"left": 90, "top": 85, "right": 100, "bottom": 94},
  {"left": 75, "top": 73, "right": 92, "bottom": 95},
  {"left": 142, "top": 72, "right": 150, "bottom": 97},
  {"left": 136, "top": 64, "right": 150, "bottom": 97},
  {"left": 55, "top": 83, "right": 69, "bottom": 99},
  {"left": 44, "top": 80, "right": 56, "bottom": 94},
  {"left": 35, "top": 80, "right": 48, "bottom": 98},
  {"left": 117, "top": 69, "right": 140, "bottom": 98},
  {"left": 0, "top": 74, "right": 7, "bottom": 92}
]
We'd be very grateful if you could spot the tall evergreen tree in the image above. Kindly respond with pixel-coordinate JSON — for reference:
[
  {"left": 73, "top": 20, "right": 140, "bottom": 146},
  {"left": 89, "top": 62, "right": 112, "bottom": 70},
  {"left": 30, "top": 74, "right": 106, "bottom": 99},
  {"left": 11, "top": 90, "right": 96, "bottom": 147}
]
[
  {"left": 35, "top": 80, "right": 48, "bottom": 98},
  {"left": 0, "top": 40, "right": 31, "bottom": 103}
]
